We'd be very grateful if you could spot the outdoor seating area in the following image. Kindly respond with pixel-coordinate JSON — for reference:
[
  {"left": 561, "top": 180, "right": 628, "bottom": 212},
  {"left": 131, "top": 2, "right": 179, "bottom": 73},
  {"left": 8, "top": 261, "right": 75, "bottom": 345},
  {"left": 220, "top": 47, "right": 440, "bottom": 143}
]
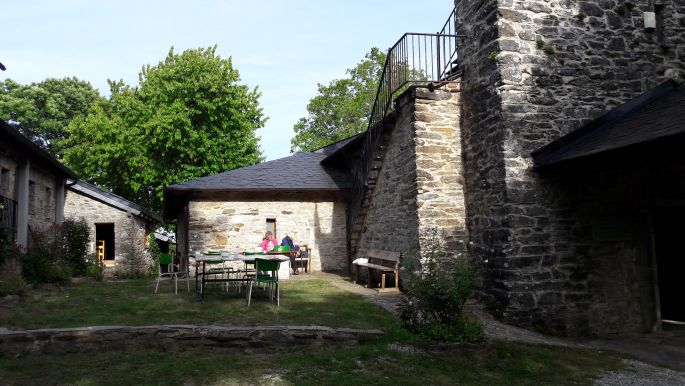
[
  {"left": 353, "top": 249, "right": 400, "bottom": 292},
  {"left": 171, "top": 251, "right": 293, "bottom": 305}
]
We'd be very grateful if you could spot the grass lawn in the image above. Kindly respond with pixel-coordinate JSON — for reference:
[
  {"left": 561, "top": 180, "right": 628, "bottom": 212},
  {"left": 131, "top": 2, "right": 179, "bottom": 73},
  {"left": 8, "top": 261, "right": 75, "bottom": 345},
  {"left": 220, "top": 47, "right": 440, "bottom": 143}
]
[
  {"left": 0, "top": 278, "right": 628, "bottom": 385},
  {"left": 0, "top": 278, "right": 396, "bottom": 330},
  {"left": 0, "top": 337, "right": 626, "bottom": 385}
]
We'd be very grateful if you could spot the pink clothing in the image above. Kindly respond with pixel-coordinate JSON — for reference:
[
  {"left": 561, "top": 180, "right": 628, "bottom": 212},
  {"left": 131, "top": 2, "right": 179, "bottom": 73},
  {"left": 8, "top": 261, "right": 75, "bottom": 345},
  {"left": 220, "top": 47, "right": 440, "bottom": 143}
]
[{"left": 261, "top": 237, "right": 278, "bottom": 252}]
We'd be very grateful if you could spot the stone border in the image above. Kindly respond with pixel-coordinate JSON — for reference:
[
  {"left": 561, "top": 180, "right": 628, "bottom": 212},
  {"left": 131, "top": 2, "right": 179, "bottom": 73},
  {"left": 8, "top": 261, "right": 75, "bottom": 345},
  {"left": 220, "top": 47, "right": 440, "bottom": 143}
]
[{"left": 0, "top": 325, "right": 383, "bottom": 354}]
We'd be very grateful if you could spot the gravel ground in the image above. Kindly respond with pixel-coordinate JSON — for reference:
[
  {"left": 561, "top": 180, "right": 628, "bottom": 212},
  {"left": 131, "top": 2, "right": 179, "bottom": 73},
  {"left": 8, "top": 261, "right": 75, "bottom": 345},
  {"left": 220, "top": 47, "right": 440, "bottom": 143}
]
[{"left": 594, "top": 359, "right": 685, "bottom": 385}]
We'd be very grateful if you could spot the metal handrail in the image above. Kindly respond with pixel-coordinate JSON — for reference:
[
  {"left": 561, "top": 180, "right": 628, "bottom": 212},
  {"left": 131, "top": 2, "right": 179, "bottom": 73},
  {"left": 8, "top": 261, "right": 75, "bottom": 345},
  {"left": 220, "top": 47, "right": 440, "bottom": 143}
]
[{"left": 346, "top": 7, "right": 463, "bottom": 257}]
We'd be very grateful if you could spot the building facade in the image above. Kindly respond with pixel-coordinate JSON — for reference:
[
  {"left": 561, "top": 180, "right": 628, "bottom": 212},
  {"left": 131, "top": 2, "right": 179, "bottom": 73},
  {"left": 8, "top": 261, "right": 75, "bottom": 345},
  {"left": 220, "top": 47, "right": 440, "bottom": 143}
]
[
  {"left": 0, "top": 121, "right": 75, "bottom": 250},
  {"left": 64, "top": 181, "right": 161, "bottom": 275}
]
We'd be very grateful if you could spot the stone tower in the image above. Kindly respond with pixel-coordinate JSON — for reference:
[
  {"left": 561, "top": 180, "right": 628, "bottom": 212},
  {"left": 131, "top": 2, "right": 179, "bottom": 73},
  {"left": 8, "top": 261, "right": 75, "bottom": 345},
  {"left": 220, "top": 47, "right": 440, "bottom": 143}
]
[{"left": 454, "top": 0, "right": 685, "bottom": 335}]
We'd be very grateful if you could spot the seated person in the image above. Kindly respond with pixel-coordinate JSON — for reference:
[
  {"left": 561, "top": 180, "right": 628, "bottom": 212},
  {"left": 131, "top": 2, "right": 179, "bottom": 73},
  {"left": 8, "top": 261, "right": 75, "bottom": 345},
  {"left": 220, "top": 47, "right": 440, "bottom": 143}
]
[
  {"left": 281, "top": 233, "right": 301, "bottom": 275},
  {"left": 261, "top": 231, "right": 278, "bottom": 252}
]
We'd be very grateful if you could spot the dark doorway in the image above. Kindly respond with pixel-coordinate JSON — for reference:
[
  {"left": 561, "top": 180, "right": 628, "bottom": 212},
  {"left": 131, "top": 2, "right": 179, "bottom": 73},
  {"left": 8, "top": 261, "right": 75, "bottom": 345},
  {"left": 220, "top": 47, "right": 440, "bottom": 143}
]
[
  {"left": 654, "top": 208, "right": 685, "bottom": 323},
  {"left": 95, "top": 223, "right": 115, "bottom": 265}
]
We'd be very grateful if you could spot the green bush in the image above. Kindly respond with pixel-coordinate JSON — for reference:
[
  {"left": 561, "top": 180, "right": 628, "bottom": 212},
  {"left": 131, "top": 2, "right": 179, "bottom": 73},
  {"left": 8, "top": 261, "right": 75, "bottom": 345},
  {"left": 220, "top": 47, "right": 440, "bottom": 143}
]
[
  {"left": 22, "top": 245, "right": 71, "bottom": 284},
  {"left": 59, "top": 218, "right": 90, "bottom": 276},
  {"left": 0, "top": 270, "right": 28, "bottom": 296},
  {"left": 0, "top": 227, "right": 14, "bottom": 266},
  {"left": 399, "top": 228, "right": 484, "bottom": 344},
  {"left": 85, "top": 253, "right": 105, "bottom": 281},
  {"left": 20, "top": 218, "right": 90, "bottom": 284},
  {"left": 148, "top": 232, "right": 161, "bottom": 278}
]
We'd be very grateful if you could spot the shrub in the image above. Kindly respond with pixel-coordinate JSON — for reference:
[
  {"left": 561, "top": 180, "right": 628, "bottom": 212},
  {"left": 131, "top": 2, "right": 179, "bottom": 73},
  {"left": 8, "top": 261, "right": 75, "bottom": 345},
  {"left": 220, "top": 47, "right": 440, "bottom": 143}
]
[
  {"left": 22, "top": 244, "right": 71, "bottom": 284},
  {"left": 0, "top": 227, "right": 13, "bottom": 267},
  {"left": 148, "top": 232, "right": 161, "bottom": 278},
  {"left": 59, "top": 218, "right": 90, "bottom": 276},
  {"left": 399, "top": 228, "right": 484, "bottom": 344},
  {"left": 0, "top": 270, "right": 28, "bottom": 296},
  {"left": 20, "top": 218, "right": 89, "bottom": 284},
  {"left": 85, "top": 253, "right": 105, "bottom": 281}
]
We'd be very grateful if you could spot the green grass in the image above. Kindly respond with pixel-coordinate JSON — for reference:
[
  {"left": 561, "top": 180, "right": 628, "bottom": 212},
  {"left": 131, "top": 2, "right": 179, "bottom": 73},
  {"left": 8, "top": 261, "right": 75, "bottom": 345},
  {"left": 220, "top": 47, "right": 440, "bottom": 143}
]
[
  {"left": 0, "top": 278, "right": 396, "bottom": 330},
  {"left": 0, "top": 278, "right": 628, "bottom": 385},
  {"left": 0, "top": 338, "right": 625, "bottom": 385}
]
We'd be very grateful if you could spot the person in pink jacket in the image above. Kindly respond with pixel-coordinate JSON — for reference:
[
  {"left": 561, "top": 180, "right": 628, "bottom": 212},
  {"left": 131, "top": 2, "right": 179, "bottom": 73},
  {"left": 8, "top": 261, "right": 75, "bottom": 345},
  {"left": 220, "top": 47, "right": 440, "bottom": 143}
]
[{"left": 261, "top": 231, "right": 278, "bottom": 252}]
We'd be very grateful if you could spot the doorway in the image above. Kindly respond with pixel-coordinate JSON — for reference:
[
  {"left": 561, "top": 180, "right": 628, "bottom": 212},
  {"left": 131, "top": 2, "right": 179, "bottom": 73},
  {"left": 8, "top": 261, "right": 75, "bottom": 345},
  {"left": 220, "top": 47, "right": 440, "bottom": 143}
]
[
  {"left": 95, "top": 223, "right": 115, "bottom": 266},
  {"left": 654, "top": 208, "right": 685, "bottom": 324}
]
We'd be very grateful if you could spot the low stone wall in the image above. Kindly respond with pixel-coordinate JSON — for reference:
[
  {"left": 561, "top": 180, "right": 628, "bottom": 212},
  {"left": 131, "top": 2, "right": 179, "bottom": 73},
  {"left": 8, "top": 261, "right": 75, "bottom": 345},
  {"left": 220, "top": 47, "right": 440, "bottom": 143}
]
[{"left": 0, "top": 325, "right": 383, "bottom": 354}]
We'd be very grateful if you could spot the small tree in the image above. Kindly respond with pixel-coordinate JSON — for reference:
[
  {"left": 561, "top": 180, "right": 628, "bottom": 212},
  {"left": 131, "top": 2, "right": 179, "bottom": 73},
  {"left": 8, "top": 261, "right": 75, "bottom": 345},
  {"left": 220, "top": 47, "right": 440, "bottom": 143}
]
[
  {"left": 291, "top": 48, "right": 386, "bottom": 152},
  {"left": 63, "top": 46, "right": 265, "bottom": 213},
  {"left": 399, "top": 228, "right": 484, "bottom": 343}
]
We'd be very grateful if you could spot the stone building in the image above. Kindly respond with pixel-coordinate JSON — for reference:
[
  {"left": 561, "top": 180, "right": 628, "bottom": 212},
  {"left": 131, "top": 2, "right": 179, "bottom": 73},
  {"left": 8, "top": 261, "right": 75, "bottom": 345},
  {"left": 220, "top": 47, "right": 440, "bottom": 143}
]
[
  {"left": 65, "top": 181, "right": 161, "bottom": 274},
  {"left": 453, "top": 0, "right": 685, "bottom": 336},
  {"left": 0, "top": 120, "right": 76, "bottom": 250},
  {"left": 167, "top": 1, "right": 684, "bottom": 336},
  {"left": 164, "top": 147, "right": 350, "bottom": 273}
]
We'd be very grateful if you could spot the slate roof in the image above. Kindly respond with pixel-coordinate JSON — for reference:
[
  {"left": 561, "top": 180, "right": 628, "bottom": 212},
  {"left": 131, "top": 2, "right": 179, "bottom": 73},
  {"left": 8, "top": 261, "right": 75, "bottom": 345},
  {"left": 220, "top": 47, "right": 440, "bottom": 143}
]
[
  {"left": 166, "top": 151, "right": 351, "bottom": 193},
  {"left": 313, "top": 134, "right": 364, "bottom": 157},
  {"left": 68, "top": 180, "right": 162, "bottom": 223},
  {"left": 1, "top": 120, "right": 77, "bottom": 179},
  {"left": 533, "top": 80, "right": 685, "bottom": 167}
]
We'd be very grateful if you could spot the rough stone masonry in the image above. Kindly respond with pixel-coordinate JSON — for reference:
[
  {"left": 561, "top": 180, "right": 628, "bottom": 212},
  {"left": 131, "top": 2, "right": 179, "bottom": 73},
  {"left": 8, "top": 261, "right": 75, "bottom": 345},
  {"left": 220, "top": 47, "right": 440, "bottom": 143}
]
[{"left": 454, "top": 0, "right": 684, "bottom": 335}]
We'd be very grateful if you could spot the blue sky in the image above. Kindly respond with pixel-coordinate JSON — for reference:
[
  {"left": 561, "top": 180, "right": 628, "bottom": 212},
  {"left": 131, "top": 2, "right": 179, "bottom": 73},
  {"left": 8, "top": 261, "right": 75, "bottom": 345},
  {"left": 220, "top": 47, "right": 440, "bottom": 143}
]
[{"left": 2, "top": 0, "right": 452, "bottom": 160}]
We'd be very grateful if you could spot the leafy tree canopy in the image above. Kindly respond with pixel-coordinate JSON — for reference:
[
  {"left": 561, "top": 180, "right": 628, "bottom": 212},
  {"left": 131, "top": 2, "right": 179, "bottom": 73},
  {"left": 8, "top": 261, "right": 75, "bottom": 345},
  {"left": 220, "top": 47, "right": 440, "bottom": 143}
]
[
  {"left": 291, "top": 47, "right": 386, "bottom": 152},
  {"left": 63, "top": 46, "right": 265, "bottom": 212},
  {"left": 0, "top": 77, "right": 104, "bottom": 157}
]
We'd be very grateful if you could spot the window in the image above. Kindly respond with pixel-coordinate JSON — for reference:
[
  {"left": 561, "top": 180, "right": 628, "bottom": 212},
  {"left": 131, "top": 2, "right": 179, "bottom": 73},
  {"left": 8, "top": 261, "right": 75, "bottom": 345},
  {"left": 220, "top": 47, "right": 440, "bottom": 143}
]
[
  {"left": 266, "top": 218, "right": 276, "bottom": 238},
  {"left": 45, "top": 186, "right": 52, "bottom": 205}
]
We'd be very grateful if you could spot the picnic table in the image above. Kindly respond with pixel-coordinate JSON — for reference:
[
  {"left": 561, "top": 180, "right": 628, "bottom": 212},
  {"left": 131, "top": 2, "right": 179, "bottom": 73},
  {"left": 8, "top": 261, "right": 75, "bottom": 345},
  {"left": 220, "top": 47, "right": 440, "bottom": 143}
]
[{"left": 194, "top": 252, "right": 290, "bottom": 298}]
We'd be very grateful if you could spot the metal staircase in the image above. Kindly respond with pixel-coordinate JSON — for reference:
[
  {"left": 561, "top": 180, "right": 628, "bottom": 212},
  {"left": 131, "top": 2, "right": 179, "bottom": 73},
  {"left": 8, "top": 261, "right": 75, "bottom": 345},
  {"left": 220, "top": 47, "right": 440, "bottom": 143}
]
[{"left": 346, "top": 8, "right": 464, "bottom": 259}]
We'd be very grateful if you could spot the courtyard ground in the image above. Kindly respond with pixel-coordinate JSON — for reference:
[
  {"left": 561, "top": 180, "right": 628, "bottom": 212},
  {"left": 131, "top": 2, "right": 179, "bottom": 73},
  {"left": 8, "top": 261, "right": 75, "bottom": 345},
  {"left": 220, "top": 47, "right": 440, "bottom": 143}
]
[{"left": 0, "top": 273, "right": 682, "bottom": 385}]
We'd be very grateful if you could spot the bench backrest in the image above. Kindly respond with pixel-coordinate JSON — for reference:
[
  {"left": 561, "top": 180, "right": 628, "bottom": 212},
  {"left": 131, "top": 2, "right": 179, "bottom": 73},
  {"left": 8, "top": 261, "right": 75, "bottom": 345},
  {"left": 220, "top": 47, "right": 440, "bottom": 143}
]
[{"left": 362, "top": 249, "right": 400, "bottom": 269}]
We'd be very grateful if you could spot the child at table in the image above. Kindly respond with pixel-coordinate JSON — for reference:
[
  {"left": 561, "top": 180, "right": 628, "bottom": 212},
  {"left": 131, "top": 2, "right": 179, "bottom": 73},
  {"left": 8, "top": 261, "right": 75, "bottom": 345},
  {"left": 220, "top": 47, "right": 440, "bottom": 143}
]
[{"left": 261, "top": 231, "right": 279, "bottom": 252}]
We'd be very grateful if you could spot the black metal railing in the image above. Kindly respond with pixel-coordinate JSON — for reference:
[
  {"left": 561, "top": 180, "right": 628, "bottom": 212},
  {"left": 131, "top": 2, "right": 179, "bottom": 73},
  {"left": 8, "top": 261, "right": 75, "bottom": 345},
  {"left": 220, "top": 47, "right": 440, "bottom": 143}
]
[
  {"left": 346, "top": 8, "right": 463, "bottom": 255},
  {"left": 0, "top": 195, "right": 17, "bottom": 235}
]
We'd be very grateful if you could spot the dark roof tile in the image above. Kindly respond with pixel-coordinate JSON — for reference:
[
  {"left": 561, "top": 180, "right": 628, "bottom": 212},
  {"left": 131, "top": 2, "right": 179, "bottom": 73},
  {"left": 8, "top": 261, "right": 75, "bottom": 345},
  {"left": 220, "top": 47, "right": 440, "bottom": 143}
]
[{"left": 166, "top": 152, "right": 351, "bottom": 192}]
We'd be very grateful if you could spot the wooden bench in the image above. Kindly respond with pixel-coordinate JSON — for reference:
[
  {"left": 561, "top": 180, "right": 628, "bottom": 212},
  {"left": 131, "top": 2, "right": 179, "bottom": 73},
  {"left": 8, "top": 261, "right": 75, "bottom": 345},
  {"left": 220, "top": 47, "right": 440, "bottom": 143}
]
[
  {"left": 353, "top": 249, "right": 400, "bottom": 291},
  {"left": 293, "top": 245, "right": 311, "bottom": 274}
]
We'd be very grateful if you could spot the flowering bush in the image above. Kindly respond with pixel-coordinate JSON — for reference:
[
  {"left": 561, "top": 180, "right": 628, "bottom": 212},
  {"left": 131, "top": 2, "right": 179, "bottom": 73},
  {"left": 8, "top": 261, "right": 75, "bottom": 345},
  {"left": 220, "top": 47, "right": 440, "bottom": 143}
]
[{"left": 398, "top": 228, "right": 484, "bottom": 343}]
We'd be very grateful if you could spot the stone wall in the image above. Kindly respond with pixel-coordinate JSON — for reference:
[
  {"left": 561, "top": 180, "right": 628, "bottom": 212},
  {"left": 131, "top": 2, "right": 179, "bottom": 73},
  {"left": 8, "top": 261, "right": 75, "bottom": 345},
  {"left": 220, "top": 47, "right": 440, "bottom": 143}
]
[
  {"left": 0, "top": 148, "right": 59, "bottom": 235},
  {"left": 414, "top": 85, "right": 468, "bottom": 253},
  {"left": 187, "top": 191, "right": 347, "bottom": 272},
  {"left": 455, "top": 0, "right": 685, "bottom": 335},
  {"left": 27, "top": 166, "right": 58, "bottom": 233},
  {"left": 357, "top": 85, "right": 466, "bottom": 261},
  {"left": 0, "top": 325, "right": 383, "bottom": 355},
  {"left": 64, "top": 190, "right": 151, "bottom": 275}
]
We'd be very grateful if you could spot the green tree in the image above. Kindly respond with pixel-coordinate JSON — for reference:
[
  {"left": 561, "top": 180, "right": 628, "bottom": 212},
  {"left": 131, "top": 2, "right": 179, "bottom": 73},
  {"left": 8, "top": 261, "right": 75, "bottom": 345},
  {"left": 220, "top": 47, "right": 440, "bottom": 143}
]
[
  {"left": 291, "top": 48, "right": 386, "bottom": 152},
  {"left": 63, "top": 46, "right": 265, "bottom": 212},
  {"left": 0, "top": 77, "right": 104, "bottom": 157}
]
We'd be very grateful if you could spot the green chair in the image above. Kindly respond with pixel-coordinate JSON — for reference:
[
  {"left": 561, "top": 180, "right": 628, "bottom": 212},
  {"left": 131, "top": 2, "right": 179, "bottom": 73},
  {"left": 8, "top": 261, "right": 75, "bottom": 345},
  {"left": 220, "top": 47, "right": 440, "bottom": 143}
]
[
  {"left": 246, "top": 258, "right": 281, "bottom": 306},
  {"left": 155, "top": 253, "right": 189, "bottom": 294}
]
